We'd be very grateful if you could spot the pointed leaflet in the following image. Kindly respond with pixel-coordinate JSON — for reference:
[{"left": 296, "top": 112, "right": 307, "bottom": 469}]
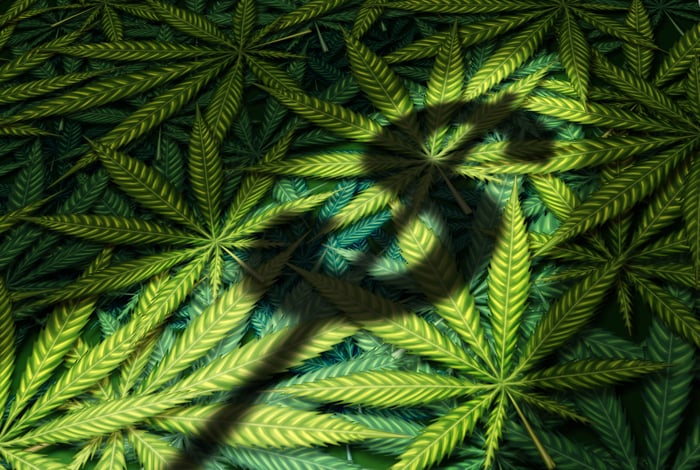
[
  {"left": 161, "top": 318, "right": 359, "bottom": 398},
  {"left": 523, "top": 95, "right": 678, "bottom": 132},
  {"left": 324, "top": 167, "right": 421, "bottom": 233},
  {"left": 0, "top": 279, "right": 14, "bottom": 414},
  {"left": 592, "top": 50, "right": 692, "bottom": 125},
  {"left": 40, "top": 248, "right": 200, "bottom": 304},
  {"left": 276, "top": 370, "right": 479, "bottom": 407},
  {"left": 128, "top": 429, "right": 179, "bottom": 470},
  {"left": 524, "top": 359, "right": 665, "bottom": 390},
  {"left": 97, "top": 59, "right": 228, "bottom": 153},
  {"left": 0, "top": 0, "right": 39, "bottom": 27},
  {"left": 386, "top": 11, "right": 542, "bottom": 64},
  {"left": 629, "top": 273, "right": 700, "bottom": 348},
  {"left": 9, "top": 258, "right": 204, "bottom": 435},
  {"left": 91, "top": 141, "right": 201, "bottom": 232},
  {"left": 227, "top": 192, "right": 333, "bottom": 241},
  {"left": 147, "top": 0, "right": 232, "bottom": 46},
  {"left": 7, "top": 140, "right": 43, "bottom": 211},
  {"left": 628, "top": 161, "right": 685, "bottom": 252},
  {"left": 0, "top": 30, "right": 81, "bottom": 86},
  {"left": 391, "top": 394, "right": 493, "bottom": 470},
  {"left": 654, "top": 21, "right": 700, "bottom": 87},
  {"left": 397, "top": 209, "right": 493, "bottom": 369},
  {"left": 385, "top": 1, "right": 546, "bottom": 14},
  {"left": 463, "top": 13, "right": 556, "bottom": 101},
  {"left": 261, "top": 0, "right": 353, "bottom": 36},
  {"left": 0, "top": 448, "right": 64, "bottom": 470},
  {"left": 673, "top": 418, "right": 700, "bottom": 470},
  {"left": 0, "top": 71, "right": 103, "bottom": 106},
  {"left": 260, "top": 83, "right": 393, "bottom": 144},
  {"left": 292, "top": 266, "right": 488, "bottom": 377},
  {"left": 94, "top": 432, "right": 126, "bottom": 470},
  {"left": 528, "top": 174, "right": 606, "bottom": 261},
  {"left": 224, "top": 131, "right": 293, "bottom": 230},
  {"left": 557, "top": 8, "right": 590, "bottom": 102},
  {"left": 352, "top": 2, "right": 384, "bottom": 38},
  {"left": 688, "top": 58, "right": 700, "bottom": 116},
  {"left": 425, "top": 21, "right": 464, "bottom": 153},
  {"left": 205, "top": 58, "right": 244, "bottom": 143},
  {"left": 643, "top": 317, "right": 695, "bottom": 469},
  {"left": 55, "top": 41, "right": 224, "bottom": 61},
  {"left": 11, "top": 61, "right": 211, "bottom": 122},
  {"left": 623, "top": 0, "right": 654, "bottom": 78},
  {"left": 682, "top": 156, "right": 700, "bottom": 286},
  {"left": 233, "top": 0, "right": 255, "bottom": 45},
  {"left": 511, "top": 391, "right": 588, "bottom": 424},
  {"left": 446, "top": 64, "right": 549, "bottom": 157},
  {"left": 464, "top": 135, "right": 681, "bottom": 175},
  {"left": 517, "top": 260, "right": 621, "bottom": 373},
  {"left": 5, "top": 249, "right": 110, "bottom": 428},
  {"left": 151, "top": 403, "right": 402, "bottom": 448},
  {"left": 101, "top": 5, "right": 123, "bottom": 41},
  {"left": 488, "top": 180, "right": 530, "bottom": 377},
  {"left": 251, "top": 151, "right": 409, "bottom": 178},
  {"left": 139, "top": 244, "right": 297, "bottom": 393},
  {"left": 572, "top": 7, "right": 656, "bottom": 49},
  {"left": 576, "top": 390, "right": 638, "bottom": 470},
  {"left": 222, "top": 447, "right": 363, "bottom": 470},
  {"left": 25, "top": 214, "right": 196, "bottom": 245},
  {"left": 189, "top": 108, "right": 222, "bottom": 232},
  {"left": 535, "top": 141, "right": 692, "bottom": 257},
  {"left": 8, "top": 392, "right": 186, "bottom": 446},
  {"left": 484, "top": 392, "right": 508, "bottom": 467},
  {"left": 345, "top": 32, "right": 418, "bottom": 134}
]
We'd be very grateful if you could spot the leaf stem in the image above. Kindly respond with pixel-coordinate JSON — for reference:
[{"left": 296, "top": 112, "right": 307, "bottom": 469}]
[
  {"left": 256, "top": 29, "right": 312, "bottom": 49},
  {"left": 437, "top": 166, "right": 472, "bottom": 216},
  {"left": 509, "top": 393, "right": 556, "bottom": 469},
  {"left": 221, "top": 245, "right": 264, "bottom": 283}
]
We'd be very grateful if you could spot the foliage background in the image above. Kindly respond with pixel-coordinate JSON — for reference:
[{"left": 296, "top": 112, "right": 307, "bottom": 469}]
[{"left": 0, "top": 0, "right": 698, "bottom": 469}]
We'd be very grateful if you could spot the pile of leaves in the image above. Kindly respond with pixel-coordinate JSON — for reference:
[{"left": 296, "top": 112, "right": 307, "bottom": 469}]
[{"left": 0, "top": 0, "right": 698, "bottom": 469}]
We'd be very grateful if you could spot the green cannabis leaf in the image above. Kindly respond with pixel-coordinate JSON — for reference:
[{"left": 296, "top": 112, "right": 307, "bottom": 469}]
[
  {"left": 0, "top": 1, "right": 697, "bottom": 468},
  {"left": 283, "top": 182, "right": 665, "bottom": 469}
]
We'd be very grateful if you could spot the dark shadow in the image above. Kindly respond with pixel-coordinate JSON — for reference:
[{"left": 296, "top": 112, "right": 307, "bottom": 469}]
[
  {"left": 164, "top": 315, "right": 341, "bottom": 469},
  {"left": 164, "top": 92, "right": 556, "bottom": 469}
]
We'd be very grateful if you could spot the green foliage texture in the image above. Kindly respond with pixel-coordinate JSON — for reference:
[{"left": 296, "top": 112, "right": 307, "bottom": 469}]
[{"left": 0, "top": 0, "right": 698, "bottom": 469}]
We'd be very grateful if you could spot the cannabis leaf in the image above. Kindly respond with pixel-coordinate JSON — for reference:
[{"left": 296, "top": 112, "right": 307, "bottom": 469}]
[{"left": 281, "top": 182, "right": 664, "bottom": 469}]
